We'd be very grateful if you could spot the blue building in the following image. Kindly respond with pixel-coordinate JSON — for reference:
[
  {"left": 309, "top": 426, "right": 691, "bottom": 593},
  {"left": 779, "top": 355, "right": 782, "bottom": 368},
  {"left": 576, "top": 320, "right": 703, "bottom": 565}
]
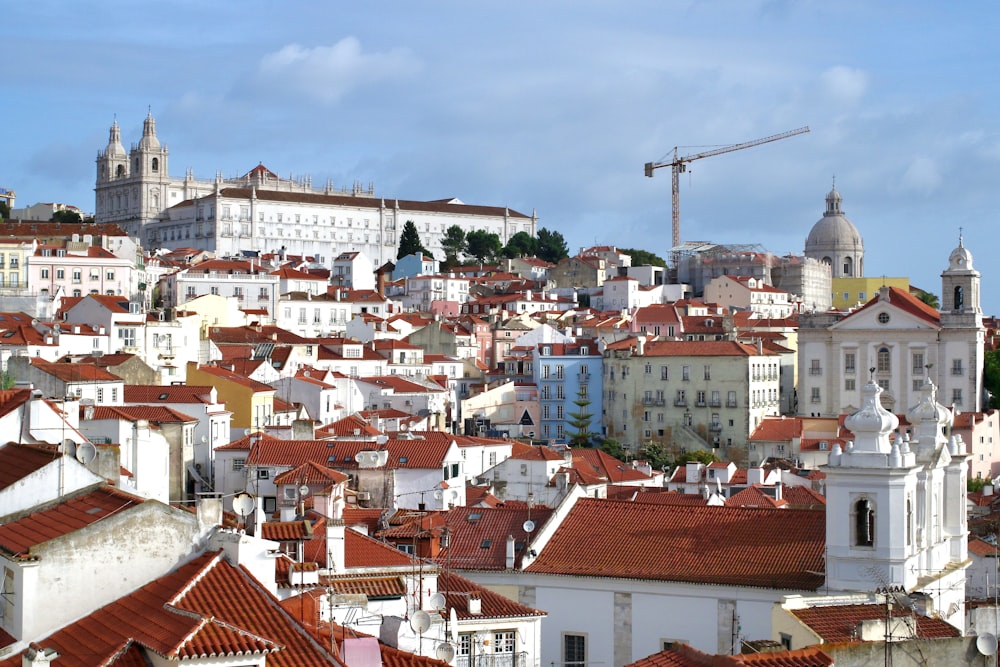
[{"left": 532, "top": 338, "right": 603, "bottom": 444}]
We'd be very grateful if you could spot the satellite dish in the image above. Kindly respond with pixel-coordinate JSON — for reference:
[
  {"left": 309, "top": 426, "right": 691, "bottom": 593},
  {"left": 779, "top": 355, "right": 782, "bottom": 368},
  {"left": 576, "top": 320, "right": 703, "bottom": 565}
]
[
  {"left": 299, "top": 484, "right": 310, "bottom": 496},
  {"left": 244, "top": 428, "right": 252, "bottom": 437},
  {"left": 435, "top": 642, "right": 455, "bottom": 662},
  {"left": 75, "top": 441, "right": 97, "bottom": 465},
  {"left": 450, "top": 607, "right": 458, "bottom": 642},
  {"left": 410, "top": 609, "right": 431, "bottom": 634},
  {"left": 523, "top": 520, "right": 536, "bottom": 533},
  {"left": 978, "top": 633, "right": 998, "bottom": 656},
  {"left": 428, "top": 592, "right": 446, "bottom": 610},
  {"left": 232, "top": 493, "right": 255, "bottom": 518},
  {"left": 376, "top": 434, "right": 389, "bottom": 445},
  {"left": 434, "top": 490, "right": 444, "bottom": 501}
]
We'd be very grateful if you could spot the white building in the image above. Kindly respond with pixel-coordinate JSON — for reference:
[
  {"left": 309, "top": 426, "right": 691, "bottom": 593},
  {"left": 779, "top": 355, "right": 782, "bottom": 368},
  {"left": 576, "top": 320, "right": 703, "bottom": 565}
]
[
  {"left": 95, "top": 115, "right": 537, "bottom": 264},
  {"left": 797, "top": 237, "right": 985, "bottom": 417}
]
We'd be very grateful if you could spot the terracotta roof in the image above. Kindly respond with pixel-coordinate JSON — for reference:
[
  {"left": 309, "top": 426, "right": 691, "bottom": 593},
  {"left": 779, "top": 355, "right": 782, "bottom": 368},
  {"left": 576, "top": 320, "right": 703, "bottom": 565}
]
[
  {"left": 320, "top": 413, "right": 382, "bottom": 437},
  {"left": 208, "top": 325, "right": 312, "bottom": 345},
  {"left": 193, "top": 363, "right": 276, "bottom": 393},
  {"left": 434, "top": 505, "right": 555, "bottom": 571},
  {"left": 0, "top": 443, "right": 59, "bottom": 491},
  {"left": 781, "top": 486, "right": 827, "bottom": 508},
  {"left": 790, "top": 602, "right": 961, "bottom": 643},
  {"left": 642, "top": 340, "right": 771, "bottom": 357},
  {"left": 344, "top": 527, "right": 416, "bottom": 568},
  {"left": 0, "top": 550, "right": 335, "bottom": 665},
  {"left": 0, "top": 485, "right": 144, "bottom": 557},
  {"left": 262, "top": 520, "right": 314, "bottom": 541},
  {"left": 846, "top": 286, "right": 940, "bottom": 326},
  {"left": 969, "top": 535, "right": 1000, "bottom": 558},
  {"left": 625, "top": 644, "right": 833, "bottom": 667},
  {"left": 726, "top": 485, "right": 787, "bottom": 509},
  {"left": 273, "top": 461, "right": 349, "bottom": 487},
  {"left": 29, "top": 358, "right": 122, "bottom": 382},
  {"left": 124, "top": 385, "right": 219, "bottom": 404},
  {"left": 90, "top": 405, "right": 198, "bottom": 424},
  {"left": 750, "top": 417, "right": 803, "bottom": 441},
  {"left": 526, "top": 499, "right": 825, "bottom": 590},
  {"left": 246, "top": 433, "right": 455, "bottom": 470},
  {"left": 437, "top": 569, "right": 546, "bottom": 619},
  {"left": 324, "top": 574, "right": 407, "bottom": 598}
]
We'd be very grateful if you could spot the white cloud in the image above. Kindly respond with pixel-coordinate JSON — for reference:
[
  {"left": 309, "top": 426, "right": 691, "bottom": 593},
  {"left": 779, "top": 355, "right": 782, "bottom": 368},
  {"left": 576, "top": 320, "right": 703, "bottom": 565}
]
[
  {"left": 820, "top": 65, "right": 869, "bottom": 106},
  {"left": 255, "top": 38, "right": 420, "bottom": 104},
  {"left": 899, "top": 155, "right": 942, "bottom": 193}
]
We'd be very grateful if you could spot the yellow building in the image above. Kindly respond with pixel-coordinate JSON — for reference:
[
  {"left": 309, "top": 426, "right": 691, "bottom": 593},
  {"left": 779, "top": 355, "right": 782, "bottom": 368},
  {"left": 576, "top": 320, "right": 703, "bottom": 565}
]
[
  {"left": 831, "top": 277, "right": 909, "bottom": 310},
  {"left": 186, "top": 362, "right": 274, "bottom": 430}
]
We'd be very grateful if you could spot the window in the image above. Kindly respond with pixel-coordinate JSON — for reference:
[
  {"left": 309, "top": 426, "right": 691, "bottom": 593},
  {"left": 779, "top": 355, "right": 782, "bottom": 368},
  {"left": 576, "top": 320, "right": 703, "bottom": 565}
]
[
  {"left": 72, "top": 269, "right": 82, "bottom": 283},
  {"left": 555, "top": 365, "right": 564, "bottom": 379},
  {"left": 877, "top": 312, "right": 890, "bottom": 324},
  {"left": 41, "top": 268, "right": 49, "bottom": 279},
  {"left": 56, "top": 268, "right": 65, "bottom": 279},
  {"left": 257, "top": 469, "right": 270, "bottom": 480},
  {"left": 952, "top": 359, "right": 964, "bottom": 376},
  {"left": 494, "top": 630, "right": 515, "bottom": 654},
  {"left": 660, "top": 366, "right": 668, "bottom": 380},
  {"left": 564, "top": 634, "right": 586, "bottom": 667},
  {"left": 953, "top": 388, "right": 963, "bottom": 406},
  {"left": 682, "top": 365, "right": 690, "bottom": 381},
  {"left": 845, "top": 378, "right": 856, "bottom": 391},
  {"left": 232, "top": 458, "right": 245, "bottom": 471},
  {"left": 854, "top": 497, "right": 875, "bottom": 547},
  {"left": 644, "top": 363, "right": 652, "bottom": 375},
  {"left": 727, "top": 391, "right": 737, "bottom": 407},
  {"left": 912, "top": 352, "right": 924, "bottom": 374},
  {"left": 877, "top": 347, "right": 890, "bottom": 373},
  {"left": 810, "top": 387, "right": 821, "bottom": 403},
  {"left": 703, "top": 365, "right": 711, "bottom": 380},
  {"left": 810, "top": 359, "right": 822, "bottom": 375}
]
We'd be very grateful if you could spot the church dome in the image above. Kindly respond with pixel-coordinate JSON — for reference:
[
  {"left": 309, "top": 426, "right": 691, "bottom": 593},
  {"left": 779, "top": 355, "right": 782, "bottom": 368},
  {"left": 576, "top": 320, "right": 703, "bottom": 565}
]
[
  {"left": 804, "top": 187, "right": 863, "bottom": 253},
  {"left": 947, "top": 235, "right": 974, "bottom": 271}
]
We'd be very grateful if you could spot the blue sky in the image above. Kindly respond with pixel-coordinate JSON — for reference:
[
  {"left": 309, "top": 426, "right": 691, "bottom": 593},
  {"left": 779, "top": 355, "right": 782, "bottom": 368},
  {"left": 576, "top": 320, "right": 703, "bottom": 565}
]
[{"left": 5, "top": 1, "right": 1000, "bottom": 313}]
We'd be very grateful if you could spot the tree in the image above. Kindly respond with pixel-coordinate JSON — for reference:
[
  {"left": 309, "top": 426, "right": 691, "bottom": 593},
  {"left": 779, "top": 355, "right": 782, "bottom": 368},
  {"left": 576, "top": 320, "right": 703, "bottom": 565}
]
[
  {"left": 619, "top": 247, "right": 666, "bottom": 267},
  {"left": 915, "top": 290, "right": 940, "bottom": 309},
  {"left": 566, "top": 386, "right": 595, "bottom": 447},
  {"left": 598, "top": 437, "right": 627, "bottom": 460},
  {"left": 536, "top": 227, "right": 569, "bottom": 263},
  {"left": 50, "top": 209, "right": 83, "bottom": 224},
  {"left": 502, "top": 231, "right": 538, "bottom": 259},
  {"left": 397, "top": 220, "right": 431, "bottom": 260},
  {"left": 638, "top": 440, "right": 671, "bottom": 471},
  {"left": 985, "top": 349, "right": 1000, "bottom": 410},
  {"left": 465, "top": 230, "right": 502, "bottom": 264},
  {"left": 440, "top": 225, "right": 467, "bottom": 265},
  {"left": 0, "top": 201, "right": 9, "bottom": 220},
  {"left": 674, "top": 450, "right": 720, "bottom": 466}
]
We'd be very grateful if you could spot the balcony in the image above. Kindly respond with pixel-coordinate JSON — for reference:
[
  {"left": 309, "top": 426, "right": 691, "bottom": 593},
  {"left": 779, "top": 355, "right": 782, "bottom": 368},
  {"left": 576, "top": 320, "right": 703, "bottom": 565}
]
[
  {"left": 695, "top": 401, "right": 706, "bottom": 408},
  {"left": 457, "top": 652, "right": 527, "bottom": 667},
  {"left": 709, "top": 423, "right": 723, "bottom": 432},
  {"left": 642, "top": 397, "right": 665, "bottom": 407},
  {"left": 709, "top": 399, "right": 721, "bottom": 407},
  {"left": 808, "top": 367, "right": 822, "bottom": 376},
  {"left": 674, "top": 399, "right": 688, "bottom": 407},
  {"left": 578, "top": 373, "right": 591, "bottom": 383},
  {"left": 726, "top": 400, "right": 738, "bottom": 408}
]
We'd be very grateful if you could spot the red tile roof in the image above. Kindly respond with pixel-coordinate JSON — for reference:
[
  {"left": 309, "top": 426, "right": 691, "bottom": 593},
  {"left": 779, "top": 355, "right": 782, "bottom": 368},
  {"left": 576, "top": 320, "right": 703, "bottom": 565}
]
[
  {"left": 0, "top": 485, "right": 144, "bottom": 557},
  {"left": 0, "top": 550, "right": 336, "bottom": 665},
  {"left": 29, "top": 357, "right": 123, "bottom": 382},
  {"left": 790, "top": 603, "right": 961, "bottom": 643},
  {"left": 272, "top": 461, "right": 349, "bottom": 487},
  {"left": 437, "top": 569, "right": 546, "bottom": 619},
  {"left": 90, "top": 405, "right": 198, "bottom": 424},
  {"left": 846, "top": 286, "right": 940, "bottom": 326},
  {"left": 246, "top": 433, "right": 455, "bottom": 470},
  {"left": 527, "top": 499, "right": 825, "bottom": 590},
  {"left": 124, "top": 385, "right": 218, "bottom": 404},
  {"left": 434, "top": 506, "right": 555, "bottom": 571},
  {"left": 0, "top": 443, "right": 59, "bottom": 491},
  {"left": 625, "top": 644, "right": 833, "bottom": 667}
]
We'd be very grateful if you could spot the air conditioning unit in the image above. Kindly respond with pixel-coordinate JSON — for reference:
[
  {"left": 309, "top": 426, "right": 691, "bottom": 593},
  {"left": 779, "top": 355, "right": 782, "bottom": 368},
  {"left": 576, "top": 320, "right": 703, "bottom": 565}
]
[{"left": 357, "top": 491, "right": 371, "bottom": 501}]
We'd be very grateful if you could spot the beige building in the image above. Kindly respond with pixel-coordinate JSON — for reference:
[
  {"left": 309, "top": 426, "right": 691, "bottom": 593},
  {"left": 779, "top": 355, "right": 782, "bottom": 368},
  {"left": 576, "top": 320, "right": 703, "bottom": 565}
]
[
  {"left": 704, "top": 275, "right": 795, "bottom": 318},
  {"left": 797, "top": 237, "right": 985, "bottom": 418},
  {"left": 602, "top": 336, "right": 781, "bottom": 461}
]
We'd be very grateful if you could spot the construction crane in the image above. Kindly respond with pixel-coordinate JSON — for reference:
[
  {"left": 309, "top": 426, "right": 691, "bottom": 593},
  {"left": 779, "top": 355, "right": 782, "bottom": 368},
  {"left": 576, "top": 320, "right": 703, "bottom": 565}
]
[{"left": 644, "top": 126, "right": 809, "bottom": 251}]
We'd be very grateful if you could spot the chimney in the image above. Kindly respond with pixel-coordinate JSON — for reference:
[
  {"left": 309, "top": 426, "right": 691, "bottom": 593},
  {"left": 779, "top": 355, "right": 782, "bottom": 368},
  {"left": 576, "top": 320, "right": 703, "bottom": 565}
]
[
  {"left": 197, "top": 495, "right": 223, "bottom": 532},
  {"left": 468, "top": 594, "right": 482, "bottom": 615},
  {"left": 506, "top": 534, "right": 516, "bottom": 569},
  {"left": 326, "top": 519, "right": 346, "bottom": 574},
  {"left": 985, "top": 484, "right": 994, "bottom": 497},
  {"left": 22, "top": 646, "right": 60, "bottom": 666}
]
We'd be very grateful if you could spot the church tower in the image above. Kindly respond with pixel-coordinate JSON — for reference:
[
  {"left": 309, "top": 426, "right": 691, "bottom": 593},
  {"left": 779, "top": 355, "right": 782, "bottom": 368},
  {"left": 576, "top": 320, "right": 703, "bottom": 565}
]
[
  {"left": 824, "top": 377, "right": 968, "bottom": 630},
  {"left": 939, "top": 234, "right": 985, "bottom": 411},
  {"left": 95, "top": 112, "right": 172, "bottom": 239}
]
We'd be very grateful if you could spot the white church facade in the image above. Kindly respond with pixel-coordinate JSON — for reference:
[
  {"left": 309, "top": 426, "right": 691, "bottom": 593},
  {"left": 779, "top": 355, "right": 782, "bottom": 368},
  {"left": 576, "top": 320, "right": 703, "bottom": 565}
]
[
  {"left": 797, "top": 236, "right": 985, "bottom": 417},
  {"left": 95, "top": 114, "right": 537, "bottom": 265}
]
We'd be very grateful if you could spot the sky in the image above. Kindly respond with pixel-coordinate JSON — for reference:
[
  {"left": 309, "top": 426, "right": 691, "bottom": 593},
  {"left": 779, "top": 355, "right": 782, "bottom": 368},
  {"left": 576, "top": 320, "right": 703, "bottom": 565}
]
[{"left": 4, "top": 1, "right": 1000, "bottom": 312}]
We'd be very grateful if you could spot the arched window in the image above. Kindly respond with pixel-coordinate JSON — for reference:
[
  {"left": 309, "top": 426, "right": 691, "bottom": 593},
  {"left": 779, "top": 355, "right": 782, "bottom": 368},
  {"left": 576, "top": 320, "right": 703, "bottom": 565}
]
[
  {"left": 116, "top": 164, "right": 125, "bottom": 177},
  {"left": 843, "top": 256, "right": 853, "bottom": 276},
  {"left": 855, "top": 498, "right": 875, "bottom": 547},
  {"left": 877, "top": 347, "right": 891, "bottom": 373},
  {"left": 822, "top": 256, "right": 832, "bottom": 266},
  {"left": 954, "top": 285, "right": 964, "bottom": 310},
  {"left": 151, "top": 157, "right": 159, "bottom": 172}
]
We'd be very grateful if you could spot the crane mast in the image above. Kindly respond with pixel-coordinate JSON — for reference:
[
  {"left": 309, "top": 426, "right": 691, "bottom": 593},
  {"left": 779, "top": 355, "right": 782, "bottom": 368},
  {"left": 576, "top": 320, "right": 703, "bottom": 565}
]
[{"left": 644, "top": 126, "right": 809, "bottom": 253}]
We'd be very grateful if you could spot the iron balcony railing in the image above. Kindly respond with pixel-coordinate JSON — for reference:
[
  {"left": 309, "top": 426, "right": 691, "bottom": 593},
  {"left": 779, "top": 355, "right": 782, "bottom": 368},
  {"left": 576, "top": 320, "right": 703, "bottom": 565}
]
[{"left": 456, "top": 652, "right": 527, "bottom": 667}]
